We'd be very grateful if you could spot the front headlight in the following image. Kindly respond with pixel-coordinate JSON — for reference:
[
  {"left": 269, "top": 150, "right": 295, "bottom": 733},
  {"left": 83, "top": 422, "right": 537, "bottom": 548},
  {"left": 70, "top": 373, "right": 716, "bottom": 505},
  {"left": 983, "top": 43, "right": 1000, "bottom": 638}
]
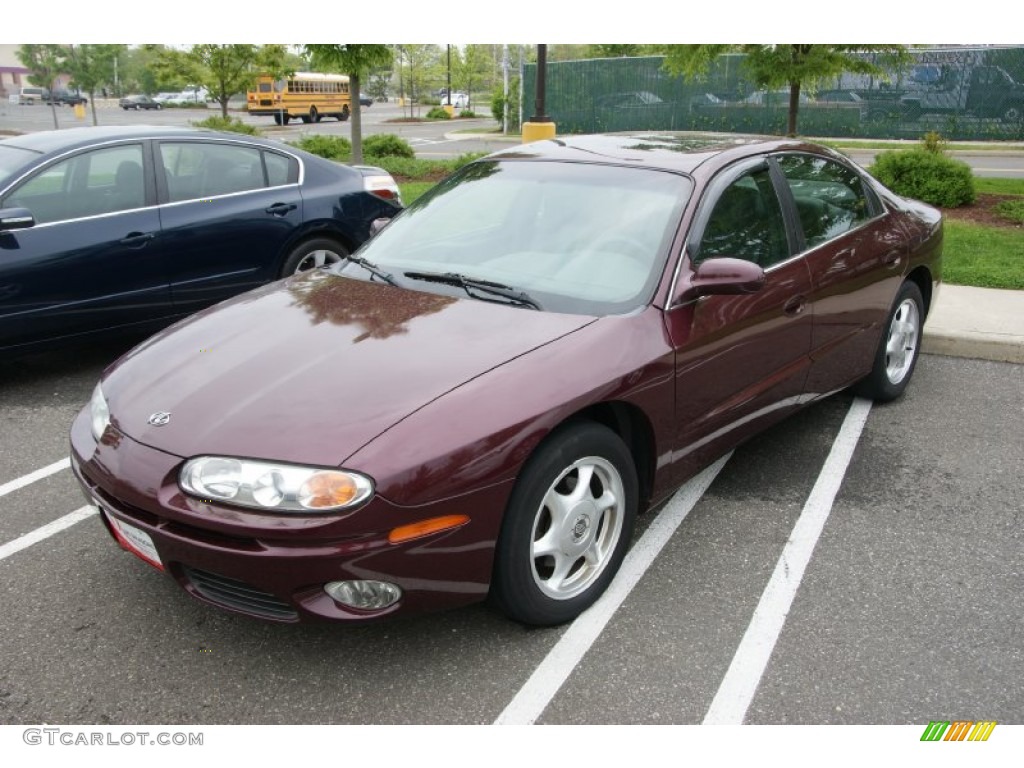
[
  {"left": 89, "top": 383, "right": 110, "bottom": 441},
  {"left": 179, "top": 457, "right": 373, "bottom": 513}
]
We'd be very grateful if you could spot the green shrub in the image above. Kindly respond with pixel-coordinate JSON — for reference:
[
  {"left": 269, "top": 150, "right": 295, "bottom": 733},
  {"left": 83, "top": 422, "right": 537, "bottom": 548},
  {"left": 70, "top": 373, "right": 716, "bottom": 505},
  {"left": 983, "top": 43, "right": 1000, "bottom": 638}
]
[
  {"left": 870, "top": 149, "right": 976, "bottom": 208},
  {"left": 190, "top": 116, "right": 259, "bottom": 135},
  {"left": 425, "top": 106, "right": 452, "bottom": 120},
  {"left": 363, "top": 133, "right": 415, "bottom": 159},
  {"left": 459, "top": 109, "right": 478, "bottom": 118},
  {"left": 491, "top": 77, "right": 521, "bottom": 131},
  {"left": 921, "top": 130, "right": 948, "bottom": 154},
  {"left": 289, "top": 135, "right": 352, "bottom": 160}
]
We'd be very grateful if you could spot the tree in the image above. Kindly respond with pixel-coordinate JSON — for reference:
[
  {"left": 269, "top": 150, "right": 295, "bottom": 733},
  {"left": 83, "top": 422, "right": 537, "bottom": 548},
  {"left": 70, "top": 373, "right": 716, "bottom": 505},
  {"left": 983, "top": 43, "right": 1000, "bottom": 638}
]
[
  {"left": 392, "top": 45, "right": 444, "bottom": 120},
  {"left": 303, "top": 45, "right": 393, "bottom": 164},
  {"left": 154, "top": 44, "right": 290, "bottom": 118},
  {"left": 452, "top": 45, "right": 492, "bottom": 108},
  {"left": 61, "top": 44, "right": 124, "bottom": 125},
  {"left": 16, "top": 44, "right": 62, "bottom": 129},
  {"left": 662, "top": 44, "right": 908, "bottom": 136}
]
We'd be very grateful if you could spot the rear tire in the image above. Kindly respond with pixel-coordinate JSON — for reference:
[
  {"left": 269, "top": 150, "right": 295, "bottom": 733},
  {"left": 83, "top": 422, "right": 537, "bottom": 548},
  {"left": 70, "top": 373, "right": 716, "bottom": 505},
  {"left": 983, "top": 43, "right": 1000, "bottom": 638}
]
[
  {"left": 856, "top": 281, "right": 924, "bottom": 402},
  {"left": 490, "top": 422, "right": 638, "bottom": 626},
  {"left": 280, "top": 237, "right": 349, "bottom": 277}
]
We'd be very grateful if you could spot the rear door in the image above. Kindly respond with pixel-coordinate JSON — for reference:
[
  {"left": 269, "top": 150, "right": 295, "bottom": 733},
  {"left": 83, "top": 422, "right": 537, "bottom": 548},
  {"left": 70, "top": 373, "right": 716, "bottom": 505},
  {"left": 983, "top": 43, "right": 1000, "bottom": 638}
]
[
  {"left": 772, "top": 152, "right": 906, "bottom": 394},
  {"left": 0, "top": 141, "right": 172, "bottom": 352},
  {"left": 155, "top": 139, "right": 303, "bottom": 314}
]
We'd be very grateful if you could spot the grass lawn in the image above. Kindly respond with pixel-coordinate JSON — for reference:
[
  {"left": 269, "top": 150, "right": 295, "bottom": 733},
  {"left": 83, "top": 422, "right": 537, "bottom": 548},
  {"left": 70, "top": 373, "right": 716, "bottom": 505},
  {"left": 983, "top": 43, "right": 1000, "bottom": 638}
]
[
  {"left": 943, "top": 221, "right": 1024, "bottom": 290},
  {"left": 399, "top": 182, "right": 435, "bottom": 205}
]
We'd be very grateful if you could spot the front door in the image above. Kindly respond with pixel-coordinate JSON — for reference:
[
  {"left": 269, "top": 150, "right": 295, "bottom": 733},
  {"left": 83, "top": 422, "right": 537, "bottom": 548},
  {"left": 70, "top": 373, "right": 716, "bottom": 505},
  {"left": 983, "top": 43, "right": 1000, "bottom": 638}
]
[
  {"left": 663, "top": 159, "right": 813, "bottom": 483},
  {"left": 0, "top": 142, "right": 171, "bottom": 352}
]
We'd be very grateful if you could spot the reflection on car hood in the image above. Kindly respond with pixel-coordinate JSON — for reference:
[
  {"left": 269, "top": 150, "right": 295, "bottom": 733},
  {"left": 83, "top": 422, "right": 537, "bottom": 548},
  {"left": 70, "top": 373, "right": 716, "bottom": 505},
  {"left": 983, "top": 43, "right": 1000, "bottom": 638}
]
[{"left": 102, "top": 271, "right": 595, "bottom": 467}]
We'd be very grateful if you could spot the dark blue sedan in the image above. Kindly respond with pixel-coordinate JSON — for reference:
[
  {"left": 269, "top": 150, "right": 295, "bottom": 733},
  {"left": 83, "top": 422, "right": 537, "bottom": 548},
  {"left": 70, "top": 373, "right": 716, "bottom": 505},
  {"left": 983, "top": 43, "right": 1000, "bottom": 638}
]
[{"left": 0, "top": 126, "right": 401, "bottom": 356}]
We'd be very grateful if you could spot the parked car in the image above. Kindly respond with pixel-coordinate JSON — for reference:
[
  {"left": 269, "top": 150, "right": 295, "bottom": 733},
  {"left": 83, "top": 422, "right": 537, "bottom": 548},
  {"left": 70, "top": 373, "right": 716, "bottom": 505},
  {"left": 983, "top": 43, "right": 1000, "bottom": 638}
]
[
  {"left": 9, "top": 86, "right": 48, "bottom": 105},
  {"left": 0, "top": 126, "right": 402, "bottom": 356},
  {"left": 69, "top": 134, "right": 941, "bottom": 627},
  {"left": 119, "top": 95, "right": 163, "bottom": 110},
  {"left": 152, "top": 92, "right": 180, "bottom": 105},
  {"left": 359, "top": 95, "right": 373, "bottom": 108},
  {"left": 595, "top": 90, "right": 665, "bottom": 109},
  {"left": 46, "top": 89, "right": 89, "bottom": 107}
]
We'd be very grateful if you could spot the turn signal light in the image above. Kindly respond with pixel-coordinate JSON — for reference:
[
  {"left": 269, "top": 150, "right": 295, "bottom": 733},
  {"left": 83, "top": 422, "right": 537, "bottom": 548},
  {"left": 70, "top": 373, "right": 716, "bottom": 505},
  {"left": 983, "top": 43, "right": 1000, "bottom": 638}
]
[{"left": 388, "top": 515, "right": 470, "bottom": 544}]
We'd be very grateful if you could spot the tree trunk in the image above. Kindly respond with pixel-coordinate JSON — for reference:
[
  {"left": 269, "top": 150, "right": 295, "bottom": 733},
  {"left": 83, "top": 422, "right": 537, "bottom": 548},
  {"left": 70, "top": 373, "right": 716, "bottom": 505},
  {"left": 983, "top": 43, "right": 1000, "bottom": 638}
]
[
  {"left": 88, "top": 90, "right": 99, "bottom": 125},
  {"left": 221, "top": 98, "right": 229, "bottom": 119},
  {"left": 787, "top": 80, "right": 801, "bottom": 137},
  {"left": 351, "top": 72, "right": 363, "bottom": 165}
]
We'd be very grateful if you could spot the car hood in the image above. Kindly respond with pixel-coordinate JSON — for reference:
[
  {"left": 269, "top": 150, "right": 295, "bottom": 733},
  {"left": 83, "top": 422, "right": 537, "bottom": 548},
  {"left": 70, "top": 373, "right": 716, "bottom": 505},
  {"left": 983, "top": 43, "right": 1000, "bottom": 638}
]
[{"left": 103, "top": 271, "right": 595, "bottom": 467}]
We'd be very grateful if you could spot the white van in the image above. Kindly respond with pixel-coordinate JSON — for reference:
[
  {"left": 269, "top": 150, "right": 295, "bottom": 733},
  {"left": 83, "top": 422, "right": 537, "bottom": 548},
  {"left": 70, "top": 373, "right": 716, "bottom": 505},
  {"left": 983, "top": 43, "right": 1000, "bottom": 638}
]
[{"left": 8, "top": 86, "right": 48, "bottom": 105}]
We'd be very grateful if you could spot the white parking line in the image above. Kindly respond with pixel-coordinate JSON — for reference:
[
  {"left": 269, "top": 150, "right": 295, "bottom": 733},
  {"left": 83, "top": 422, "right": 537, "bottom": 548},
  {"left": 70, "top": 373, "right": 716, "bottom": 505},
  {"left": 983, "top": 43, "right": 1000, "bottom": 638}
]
[
  {"left": 0, "top": 458, "right": 70, "bottom": 499},
  {"left": 703, "top": 397, "right": 873, "bottom": 724},
  {"left": 495, "top": 453, "right": 731, "bottom": 725},
  {"left": 0, "top": 505, "right": 97, "bottom": 563}
]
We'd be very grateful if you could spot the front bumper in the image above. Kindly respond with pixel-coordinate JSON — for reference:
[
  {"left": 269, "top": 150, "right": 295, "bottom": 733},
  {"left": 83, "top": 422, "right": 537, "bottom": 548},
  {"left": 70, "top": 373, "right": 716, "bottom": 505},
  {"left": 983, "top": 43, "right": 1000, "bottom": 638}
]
[{"left": 70, "top": 408, "right": 511, "bottom": 623}]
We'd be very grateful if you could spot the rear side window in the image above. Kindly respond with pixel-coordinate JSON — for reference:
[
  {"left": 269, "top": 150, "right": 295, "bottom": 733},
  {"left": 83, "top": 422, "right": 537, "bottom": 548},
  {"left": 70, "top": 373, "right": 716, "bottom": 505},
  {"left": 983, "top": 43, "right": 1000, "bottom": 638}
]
[
  {"left": 159, "top": 142, "right": 266, "bottom": 202},
  {"left": 775, "top": 154, "right": 874, "bottom": 249},
  {"left": 263, "top": 151, "right": 298, "bottom": 187}
]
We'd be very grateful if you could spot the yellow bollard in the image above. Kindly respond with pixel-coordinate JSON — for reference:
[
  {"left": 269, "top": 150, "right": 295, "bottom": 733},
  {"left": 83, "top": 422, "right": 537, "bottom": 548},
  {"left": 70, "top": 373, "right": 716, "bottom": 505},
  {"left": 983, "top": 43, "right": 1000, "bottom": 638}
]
[
  {"left": 74, "top": 103, "right": 86, "bottom": 120},
  {"left": 522, "top": 122, "right": 556, "bottom": 143}
]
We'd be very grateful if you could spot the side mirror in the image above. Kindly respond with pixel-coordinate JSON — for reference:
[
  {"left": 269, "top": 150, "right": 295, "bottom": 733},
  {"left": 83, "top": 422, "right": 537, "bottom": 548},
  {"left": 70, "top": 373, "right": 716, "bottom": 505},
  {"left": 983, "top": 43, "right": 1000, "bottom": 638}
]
[
  {"left": 0, "top": 208, "right": 35, "bottom": 232},
  {"left": 369, "top": 217, "right": 392, "bottom": 237},
  {"left": 673, "top": 257, "right": 766, "bottom": 305}
]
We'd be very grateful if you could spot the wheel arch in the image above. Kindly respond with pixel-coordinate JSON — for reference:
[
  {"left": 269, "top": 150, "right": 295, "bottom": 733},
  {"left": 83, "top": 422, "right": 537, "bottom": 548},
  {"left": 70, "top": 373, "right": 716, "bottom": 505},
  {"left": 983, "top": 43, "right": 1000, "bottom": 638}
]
[
  {"left": 555, "top": 400, "right": 658, "bottom": 515},
  {"left": 276, "top": 227, "right": 357, "bottom": 277},
  {"left": 905, "top": 265, "right": 934, "bottom": 319}
]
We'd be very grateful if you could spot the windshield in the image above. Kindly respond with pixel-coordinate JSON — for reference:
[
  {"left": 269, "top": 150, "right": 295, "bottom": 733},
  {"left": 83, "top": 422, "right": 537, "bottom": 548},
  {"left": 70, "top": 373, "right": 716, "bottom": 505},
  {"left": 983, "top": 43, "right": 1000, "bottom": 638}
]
[{"left": 348, "top": 160, "right": 691, "bottom": 316}]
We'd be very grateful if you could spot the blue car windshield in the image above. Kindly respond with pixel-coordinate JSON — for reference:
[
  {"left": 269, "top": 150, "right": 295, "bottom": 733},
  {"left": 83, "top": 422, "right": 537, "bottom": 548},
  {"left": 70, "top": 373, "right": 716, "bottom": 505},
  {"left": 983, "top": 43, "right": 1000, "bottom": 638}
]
[{"left": 351, "top": 160, "right": 692, "bottom": 316}]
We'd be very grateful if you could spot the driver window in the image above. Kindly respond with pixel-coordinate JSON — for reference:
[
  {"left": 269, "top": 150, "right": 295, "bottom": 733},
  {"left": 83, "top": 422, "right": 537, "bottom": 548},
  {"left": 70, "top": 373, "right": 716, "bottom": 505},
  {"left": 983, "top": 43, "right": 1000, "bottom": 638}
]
[
  {"left": 4, "top": 144, "right": 145, "bottom": 224},
  {"left": 695, "top": 168, "right": 789, "bottom": 268}
]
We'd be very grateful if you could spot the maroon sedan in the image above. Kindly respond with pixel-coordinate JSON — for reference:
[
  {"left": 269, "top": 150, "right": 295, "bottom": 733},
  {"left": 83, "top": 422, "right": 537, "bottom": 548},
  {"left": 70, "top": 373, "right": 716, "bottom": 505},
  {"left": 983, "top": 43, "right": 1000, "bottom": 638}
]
[{"left": 70, "top": 134, "right": 942, "bottom": 626}]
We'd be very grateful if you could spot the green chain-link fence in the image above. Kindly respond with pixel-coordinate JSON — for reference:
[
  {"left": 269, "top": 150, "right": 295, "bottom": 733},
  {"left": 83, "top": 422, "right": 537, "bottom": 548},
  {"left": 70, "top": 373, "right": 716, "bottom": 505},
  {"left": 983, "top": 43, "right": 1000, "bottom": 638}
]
[{"left": 523, "top": 47, "right": 1024, "bottom": 141}]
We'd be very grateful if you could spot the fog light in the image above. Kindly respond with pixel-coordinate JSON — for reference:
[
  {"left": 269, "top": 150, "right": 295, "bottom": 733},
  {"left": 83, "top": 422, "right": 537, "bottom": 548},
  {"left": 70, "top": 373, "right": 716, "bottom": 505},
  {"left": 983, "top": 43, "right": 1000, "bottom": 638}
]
[{"left": 324, "top": 580, "right": 402, "bottom": 610}]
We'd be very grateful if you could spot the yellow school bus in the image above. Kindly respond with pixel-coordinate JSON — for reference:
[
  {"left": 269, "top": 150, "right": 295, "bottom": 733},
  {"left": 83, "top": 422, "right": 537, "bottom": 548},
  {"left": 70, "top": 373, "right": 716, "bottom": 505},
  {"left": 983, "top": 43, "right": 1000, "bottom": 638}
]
[{"left": 247, "top": 72, "right": 351, "bottom": 125}]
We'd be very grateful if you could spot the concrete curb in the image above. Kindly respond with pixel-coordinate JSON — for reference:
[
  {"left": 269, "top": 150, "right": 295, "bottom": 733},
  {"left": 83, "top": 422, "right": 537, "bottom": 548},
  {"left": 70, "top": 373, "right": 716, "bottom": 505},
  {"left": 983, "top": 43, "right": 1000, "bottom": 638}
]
[{"left": 923, "top": 330, "right": 1024, "bottom": 364}]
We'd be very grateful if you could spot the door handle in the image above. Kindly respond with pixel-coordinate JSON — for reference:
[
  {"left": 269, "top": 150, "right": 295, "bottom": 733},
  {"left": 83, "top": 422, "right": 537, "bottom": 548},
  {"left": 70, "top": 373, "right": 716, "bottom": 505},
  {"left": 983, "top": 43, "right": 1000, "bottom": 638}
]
[
  {"left": 265, "top": 202, "right": 297, "bottom": 216},
  {"left": 784, "top": 295, "right": 807, "bottom": 316},
  {"left": 119, "top": 232, "right": 155, "bottom": 248},
  {"left": 883, "top": 249, "right": 902, "bottom": 268}
]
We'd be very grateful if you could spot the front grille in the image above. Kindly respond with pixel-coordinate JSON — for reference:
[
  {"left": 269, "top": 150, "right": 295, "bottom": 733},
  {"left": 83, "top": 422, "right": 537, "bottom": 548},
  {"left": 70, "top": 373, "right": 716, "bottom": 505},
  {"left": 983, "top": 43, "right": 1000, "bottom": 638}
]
[
  {"left": 182, "top": 566, "right": 298, "bottom": 621},
  {"left": 259, "top": 99, "right": 272, "bottom": 106}
]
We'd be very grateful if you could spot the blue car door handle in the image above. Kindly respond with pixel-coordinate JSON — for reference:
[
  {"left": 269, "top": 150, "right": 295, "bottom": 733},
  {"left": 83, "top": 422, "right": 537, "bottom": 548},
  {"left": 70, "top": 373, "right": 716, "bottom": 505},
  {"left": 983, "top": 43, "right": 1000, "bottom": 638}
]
[
  {"left": 265, "top": 203, "right": 297, "bottom": 216},
  {"left": 119, "top": 232, "right": 155, "bottom": 248}
]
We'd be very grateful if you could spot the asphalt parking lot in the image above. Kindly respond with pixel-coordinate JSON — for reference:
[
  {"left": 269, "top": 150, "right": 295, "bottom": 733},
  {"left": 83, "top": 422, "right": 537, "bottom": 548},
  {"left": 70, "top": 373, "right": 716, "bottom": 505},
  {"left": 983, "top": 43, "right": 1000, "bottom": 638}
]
[{"left": 1, "top": 342, "right": 1020, "bottom": 728}]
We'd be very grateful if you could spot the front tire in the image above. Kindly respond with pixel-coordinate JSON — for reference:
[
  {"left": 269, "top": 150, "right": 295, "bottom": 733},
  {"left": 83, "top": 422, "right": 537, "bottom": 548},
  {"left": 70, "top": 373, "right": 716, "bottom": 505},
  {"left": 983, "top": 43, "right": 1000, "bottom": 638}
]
[
  {"left": 279, "top": 237, "right": 349, "bottom": 277},
  {"left": 490, "top": 422, "right": 638, "bottom": 626},
  {"left": 857, "top": 281, "right": 924, "bottom": 401}
]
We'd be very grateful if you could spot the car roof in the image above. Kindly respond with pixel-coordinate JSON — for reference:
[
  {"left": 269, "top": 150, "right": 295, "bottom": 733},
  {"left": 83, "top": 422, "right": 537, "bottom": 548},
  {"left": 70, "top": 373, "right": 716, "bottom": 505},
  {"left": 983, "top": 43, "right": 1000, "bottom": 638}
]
[
  {"left": 485, "top": 132, "right": 823, "bottom": 176},
  {"left": 1, "top": 126, "right": 275, "bottom": 156}
]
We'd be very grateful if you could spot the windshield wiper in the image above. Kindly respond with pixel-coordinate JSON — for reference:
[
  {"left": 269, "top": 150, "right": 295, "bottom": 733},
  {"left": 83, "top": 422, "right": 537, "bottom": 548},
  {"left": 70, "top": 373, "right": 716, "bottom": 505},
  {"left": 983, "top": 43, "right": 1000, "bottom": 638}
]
[
  {"left": 342, "top": 255, "right": 398, "bottom": 286},
  {"left": 403, "top": 271, "right": 541, "bottom": 310}
]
